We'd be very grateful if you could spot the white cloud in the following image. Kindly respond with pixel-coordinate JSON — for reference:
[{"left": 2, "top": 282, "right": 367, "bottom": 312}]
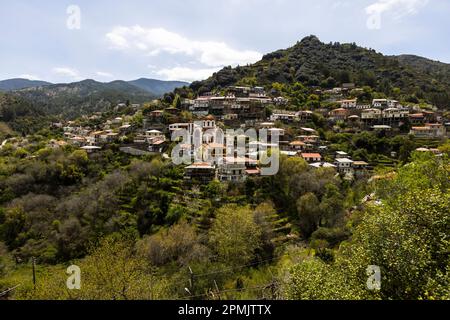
[
  {"left": 19, "top": 74, "right": 41, "bottom": 81},
  {"left": 106, "top": 26, "right": 262, "bottom": 68},
  {"left": 95, "top": 71, "right": 114, "bottom": 78},
  {"left": 52, "top": 67, "right": 81, "bottom": 80},
  {"left": 156, "top": 67, "right": 221, "bottom": 82},
  {"left": 366, "top": 0, "right": 429, "bottom": 18}
]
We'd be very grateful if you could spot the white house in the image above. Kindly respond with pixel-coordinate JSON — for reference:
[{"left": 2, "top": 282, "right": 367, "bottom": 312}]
[
  {"left": 309, "top": 162, "right": 337, "bottom": 169},
  {"left": 410, "top": 124, "right": 446, "bottom": 138},
  {"left": 362, "top": 108, "right": 382, "bottom": 120},
  {"left": 340, "top": 99, "right": 357, "bottom": 109},
  {"left": 335, "top": 151, "right": 349, "bottom": 159},
  {"left": 382, "top": 108, "right": 409, "bottom": 120},
  {"left": 372, "top": 99, "right": 399, "bottom": 109},
  {"left": 218, "top": 157, "right": 248, "bottom": 182},
  {"left": 334, "top": 158, "right": 354, "bottom": 174},
  {"left": 81, "top": 146, "right": 102, "bottom": 154},
  {"left": 301, "top": 153, "right": 322, "bottom": 163}
]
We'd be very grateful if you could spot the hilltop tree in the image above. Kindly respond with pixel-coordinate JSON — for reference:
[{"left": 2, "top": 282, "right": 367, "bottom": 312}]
[{"left": 172, "top": 94, "right": 182, "bottom": 109}]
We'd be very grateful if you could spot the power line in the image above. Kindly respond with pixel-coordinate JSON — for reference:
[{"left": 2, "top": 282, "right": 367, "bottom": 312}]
[
  {"left": 177, "top": 282, "right": 276, "bottom": 300},
  {"left": 175, "top": 256, "right": 287, "bottom": 300},
  {"left": 154, "top": 254, "right": 286, "bottom": 289},
  {"left": 192, "top": 256, "right": 282, "bottom": 278}
]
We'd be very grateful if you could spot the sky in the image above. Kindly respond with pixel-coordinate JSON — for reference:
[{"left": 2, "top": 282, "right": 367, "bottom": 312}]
[{"left": 0, "top": 0, "right": 448, "bottom": 83}]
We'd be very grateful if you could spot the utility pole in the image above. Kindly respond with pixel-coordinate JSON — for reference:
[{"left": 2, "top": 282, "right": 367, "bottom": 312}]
[
  {"left": 214, "top": 280, "right": 221, "bottom": 300},
  {"left": 32, "top": 257, "right": 36, "bottom": 290},
  {"left": 269, "top": 270, "right": 276, "bottom": 300},
  {"left": 270, "top": 281, "right": 276, "bottom": 300},
  {"left": 188, "top": 266, "right": 194, "bottom": 300}
]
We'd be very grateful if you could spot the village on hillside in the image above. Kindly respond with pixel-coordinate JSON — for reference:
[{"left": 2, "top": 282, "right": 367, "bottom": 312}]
[{"left": 43, "top": 84, "right": 449, "bottom": 183}]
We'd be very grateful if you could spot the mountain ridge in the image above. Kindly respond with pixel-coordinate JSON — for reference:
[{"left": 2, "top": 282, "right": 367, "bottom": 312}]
[
  {"left": 0, "top": 77, "right": 189, "bottom": 97},
  {"left": 188, "top": 35, "right": 450, "bottom": 108},
  {"left": 11, "top": 79, "right": 154, "bottom": 118},
  {"left": 0, "top": 78, "right": 52, "bottom": 91},
  {"left": 128, "top": 78, "right": 189, "bottom": 96}
]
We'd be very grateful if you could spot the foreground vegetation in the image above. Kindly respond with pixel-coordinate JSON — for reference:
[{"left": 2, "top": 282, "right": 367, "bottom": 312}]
[{"left": 1, "top": 139, "right": 448, "bottom": 299}]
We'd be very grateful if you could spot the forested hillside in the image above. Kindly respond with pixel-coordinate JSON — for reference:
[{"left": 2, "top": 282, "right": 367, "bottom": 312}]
[
  {"left": 0, "top": 79, "right": 52, "bottom": 92},
  {"left": 0, "top": 93, "right": 49, "bottom": 138},
  {"left": 12, "top": 80, "right": 154, "bottom": 119},
  {"left": 0, "top": 78, "right": 189, "bottom": 126},
  {"left": 189, "top": 36, "right": 450, "bottom": 108},
  {"left": 128, "top": 78, "right": 189, "bottom": 96}
]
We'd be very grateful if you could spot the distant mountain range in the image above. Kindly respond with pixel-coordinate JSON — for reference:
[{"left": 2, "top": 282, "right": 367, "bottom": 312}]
[
  {"left": 15, "top": 79, "right": 153, "bottom": 116},
  {"left": 0, "top": 78, "right": 52, "bottom": 91},
  {"left": 0, "top": 78, "right": 189, "bottom": 97},
  {"left": 0, "top": 78, "right": 189, "bottom": 121},
  {"left": 128, "top": 78, "right": 189, "bottom": 96}
]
